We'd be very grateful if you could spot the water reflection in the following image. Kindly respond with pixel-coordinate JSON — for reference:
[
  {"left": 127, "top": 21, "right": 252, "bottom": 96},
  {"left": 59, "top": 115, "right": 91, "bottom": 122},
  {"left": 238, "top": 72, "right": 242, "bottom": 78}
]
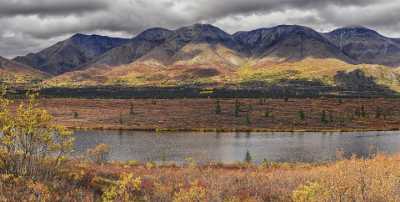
[{"left": 73, "top": 130, "right": 400, "bottom": 164}]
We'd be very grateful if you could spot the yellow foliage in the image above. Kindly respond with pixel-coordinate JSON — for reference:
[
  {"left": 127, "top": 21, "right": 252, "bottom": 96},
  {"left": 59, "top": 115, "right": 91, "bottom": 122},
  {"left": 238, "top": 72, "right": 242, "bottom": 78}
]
[
  {"left": 145, "top": 161, "right": 157, "bottom": 169},
  {"left": 173, "top": 181, "right": 207, "bottom": 202},
  {"left": 292, "top": 182, "right": 323, "bottom": 202},
  {"left": 102, "top": 173, "right": 142, "bottom": 202},
  {"left": 27, "top": 181, "right": 51, "bottom": 202},
  {"left": 0, "top": 88, "right": 74, "bottom": 177},
  {"left": 292, "top": 155, "right": 400, "bottom": 202}
]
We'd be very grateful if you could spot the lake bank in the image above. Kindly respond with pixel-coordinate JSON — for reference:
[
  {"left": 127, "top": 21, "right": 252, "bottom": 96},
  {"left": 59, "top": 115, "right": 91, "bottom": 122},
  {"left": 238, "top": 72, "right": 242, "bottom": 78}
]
[{"left": 66, "top": 126, "right": 400, "bottom": 132}]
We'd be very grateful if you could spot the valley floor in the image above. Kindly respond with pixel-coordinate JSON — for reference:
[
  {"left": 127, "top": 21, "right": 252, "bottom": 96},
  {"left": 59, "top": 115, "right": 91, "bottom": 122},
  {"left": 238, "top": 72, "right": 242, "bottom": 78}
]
[{"left": 24, "top": 98, "right": 400, "bottom": 132}]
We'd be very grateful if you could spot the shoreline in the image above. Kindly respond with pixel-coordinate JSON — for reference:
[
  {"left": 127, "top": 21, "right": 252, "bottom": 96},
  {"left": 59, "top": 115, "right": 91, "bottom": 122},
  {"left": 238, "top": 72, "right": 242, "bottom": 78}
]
[{"left": 66, "top": 126, "right": 400, "bottom": 133}]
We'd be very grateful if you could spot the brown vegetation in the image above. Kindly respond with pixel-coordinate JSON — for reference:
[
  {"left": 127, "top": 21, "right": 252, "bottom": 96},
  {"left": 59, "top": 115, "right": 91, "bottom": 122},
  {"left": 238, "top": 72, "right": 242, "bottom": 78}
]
[
  {"left": 28, "top": 98, "right": 400, "bottom": 132},
  {"left": 2, "top": 154, "right": 400, "bottom": 201}
]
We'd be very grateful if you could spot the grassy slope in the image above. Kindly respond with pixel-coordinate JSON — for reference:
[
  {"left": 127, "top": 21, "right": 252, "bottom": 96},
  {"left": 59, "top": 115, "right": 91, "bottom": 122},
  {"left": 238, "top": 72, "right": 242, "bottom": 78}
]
[
  {"left": 0, "top": 57, "right": 48, "bottom": 84},
  {"left": 240, "top": 58, "right": 400, "bottom": 89}
]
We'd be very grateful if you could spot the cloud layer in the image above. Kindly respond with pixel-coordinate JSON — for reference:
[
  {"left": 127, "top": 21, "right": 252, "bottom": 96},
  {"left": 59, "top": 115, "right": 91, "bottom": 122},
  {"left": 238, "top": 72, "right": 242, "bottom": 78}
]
[{"left": 0, "top": 0, "right": 399, "bottom": 58}]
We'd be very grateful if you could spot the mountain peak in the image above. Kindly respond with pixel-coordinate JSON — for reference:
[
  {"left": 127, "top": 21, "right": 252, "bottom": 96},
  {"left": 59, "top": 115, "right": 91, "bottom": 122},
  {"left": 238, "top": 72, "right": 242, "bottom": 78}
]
[
  {"left": 70, "top": 33, "right": 126, "bottom": 41},
  {"left": 329, "top": 26, "right": 380, "bottom": 36},
  {"left": 325, "top": 25, "right": 400, "bottom": 66},
  {"left": 181, "top": 23, "right": 219, "bottom": 30},
  {"left": 342, "top": 25, "right": 369, "bottom": 30},
  {"left": 233, "top": 24, "right": 329, "bottom": 57},
  {"left": 71, "top": 33, "right": 89, "bottom": 39},
  {"left": 174, "top": 23, "right": 232, "bottom": 44},
  {"left": 275, "top": 24, "right": 311, "bottom": 29},
  {"left": 135, "top": 27, "right": 174, "bottom": 41},
  {"left": 176, "top": 23, "right": 229, "bottom": 35}
]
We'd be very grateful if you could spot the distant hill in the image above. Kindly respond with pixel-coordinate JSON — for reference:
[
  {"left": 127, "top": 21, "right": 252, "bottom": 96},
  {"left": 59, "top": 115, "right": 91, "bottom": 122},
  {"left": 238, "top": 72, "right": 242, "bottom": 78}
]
[
  {"left": 0, "top": 56, "right": 47, "bottom": 84},
  {"left": 13, "top": 34, "right": 129, "bottom": 75}
]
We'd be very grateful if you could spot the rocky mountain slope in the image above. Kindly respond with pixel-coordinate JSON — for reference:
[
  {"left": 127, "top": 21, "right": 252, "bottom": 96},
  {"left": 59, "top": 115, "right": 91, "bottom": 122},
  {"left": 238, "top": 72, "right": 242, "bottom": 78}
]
[
  {"left": 234, "top": 25, "right": 354, "bottom": 63},
  {"left": 13, "top": 34, "right": 129, "bottom": 75},
  {"left": 86, "top": 28, "right": 175, "bottom": 68},
  {"left": 325, "top": 26, "right": 400, "bottom": 67}
]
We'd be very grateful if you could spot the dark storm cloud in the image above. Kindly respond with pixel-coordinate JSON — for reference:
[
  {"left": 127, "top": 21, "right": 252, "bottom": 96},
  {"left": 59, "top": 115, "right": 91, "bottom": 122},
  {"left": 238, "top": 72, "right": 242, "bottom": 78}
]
[
  {"left": 0, "top": 0, "right": 399, "bottom": 58},
  {"left": 0, "top": 0, "right": 109, "bottom": 17},
  {"left": 185, "top": 0, "right": 377, "bottom": 20}
]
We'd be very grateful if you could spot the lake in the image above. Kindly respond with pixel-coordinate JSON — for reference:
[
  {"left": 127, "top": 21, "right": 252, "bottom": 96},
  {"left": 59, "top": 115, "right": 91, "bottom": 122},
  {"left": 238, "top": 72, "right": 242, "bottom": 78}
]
[{"left": 73, "top": 130, "right": 400, "bottom": 164}]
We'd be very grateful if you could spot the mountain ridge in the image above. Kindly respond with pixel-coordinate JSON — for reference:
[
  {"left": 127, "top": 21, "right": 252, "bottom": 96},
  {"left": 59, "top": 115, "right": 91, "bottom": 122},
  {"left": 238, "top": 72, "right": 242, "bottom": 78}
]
[
  {"left": 9, "top": 24, "right": 400, "bottom": 91},
  {"left": 13, "top": 34, "right": 129, "bottom": 75},
  {"left": 14, "top": 24, "right": 400, "bottom": 75}
]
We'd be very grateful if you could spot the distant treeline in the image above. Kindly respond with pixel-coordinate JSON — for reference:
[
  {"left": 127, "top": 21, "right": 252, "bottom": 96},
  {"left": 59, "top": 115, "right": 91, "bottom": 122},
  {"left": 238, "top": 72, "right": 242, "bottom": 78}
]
[
  {"left": 7, "top": 85, "right": 398, "bottom": 99},
  {"left": 5, "top": 69, "right": 398, "bottom": 99}
]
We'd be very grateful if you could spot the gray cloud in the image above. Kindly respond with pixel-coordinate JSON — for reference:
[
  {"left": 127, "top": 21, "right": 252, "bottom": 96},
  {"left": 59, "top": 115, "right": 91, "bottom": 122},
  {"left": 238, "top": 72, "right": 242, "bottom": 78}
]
[
  {"left": 0, "top": 0, "right": 399, "bottom": 58},
  {"left": 0, "top": 0, "right": 109, "bottom": 17},
  {"left": 182, "top": 0, "right": 378, "bottom": 21}
]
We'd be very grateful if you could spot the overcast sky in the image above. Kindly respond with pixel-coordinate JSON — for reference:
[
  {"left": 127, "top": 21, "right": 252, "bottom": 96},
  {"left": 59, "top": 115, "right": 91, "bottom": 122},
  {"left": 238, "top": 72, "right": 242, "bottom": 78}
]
[{"left": 0, "top": 0, "right": 399, "bottom": 58}]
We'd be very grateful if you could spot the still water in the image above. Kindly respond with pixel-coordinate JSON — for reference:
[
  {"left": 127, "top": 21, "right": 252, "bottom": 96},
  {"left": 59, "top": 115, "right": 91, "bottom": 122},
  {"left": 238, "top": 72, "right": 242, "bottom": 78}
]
[{"left": 73, "top": 130, "right": 400, "bottom": 164}]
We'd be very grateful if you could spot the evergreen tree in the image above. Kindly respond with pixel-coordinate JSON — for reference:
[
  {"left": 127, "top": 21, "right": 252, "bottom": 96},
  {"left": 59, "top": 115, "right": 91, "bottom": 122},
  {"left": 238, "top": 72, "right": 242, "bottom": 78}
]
[
  {"left": 246, "top": 113, "right": 251, "bottom": 125},
  {"left": 321, "top": 110, "right": 328, "bottom": 124},
  {"left": 375, "top": 107, "right": 382, "bottom": 119},
  {"left": 129, "top": 103, "right": 134, "bottom": 115},
  {"left": 329, "top": 111, "right": 334, "bottom": 123},
  {"left": 298, "top": 110, "right": 305, "bottom": 121},
  {"left": 235, "top": 99, "right": 240, "bottom": 117},
  {"left": 119, "top": 112, "right": 124, "bottom": 125},
  {"left": 215, "top": 100, "right": 222, "bottom": 114},
  {"left": 245, "top": 150, "right": 252, "bottom": 163},
  {"left": 361, "top": 105, "right": 367, "bottom": 118},
  {"left": 265, "top": 109, "right": 271, "bottom": 118}
]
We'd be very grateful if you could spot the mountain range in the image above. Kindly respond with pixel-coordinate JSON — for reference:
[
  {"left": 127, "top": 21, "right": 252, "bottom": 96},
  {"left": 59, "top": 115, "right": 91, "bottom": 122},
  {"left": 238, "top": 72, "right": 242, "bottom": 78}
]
[{"left": 4, "top": 24, "right": 400, "bottom": 91}]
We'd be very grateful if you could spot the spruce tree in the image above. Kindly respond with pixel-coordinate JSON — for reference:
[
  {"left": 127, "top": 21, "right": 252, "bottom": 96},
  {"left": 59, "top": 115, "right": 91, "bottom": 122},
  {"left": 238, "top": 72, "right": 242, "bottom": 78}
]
[
  {"left": 235, "top": 99, "right": 240, "bottom": 117},
  {"left": 245, "top": 150, "right": 252, "bottom": 163},
  {"left": 215, "top": 100, "right": 222, "bottom": 114}
]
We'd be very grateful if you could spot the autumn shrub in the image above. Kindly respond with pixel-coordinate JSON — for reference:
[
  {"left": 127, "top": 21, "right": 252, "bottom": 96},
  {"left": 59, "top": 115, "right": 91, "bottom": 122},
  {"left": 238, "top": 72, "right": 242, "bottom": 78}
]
[
  {"left": 0, "top": 89, "right": 91, "bottom": 201},
  {"left": 102, "top": 173, "right": 143, "bottom": 202},
  {"left": 292, "top": 182, "right": 324, "bottom": 202},
  {"left": 292, "top": 155, "right": 400, "bottom": 202},
  {"left": 0, "top": 90, "right": 74, "bottom": 179},
  {"left": 173, "top": 180, "right": 207, "bottom": 202},
  {"left": 0, "top": 172, "right": 94, "bottom": 201}
]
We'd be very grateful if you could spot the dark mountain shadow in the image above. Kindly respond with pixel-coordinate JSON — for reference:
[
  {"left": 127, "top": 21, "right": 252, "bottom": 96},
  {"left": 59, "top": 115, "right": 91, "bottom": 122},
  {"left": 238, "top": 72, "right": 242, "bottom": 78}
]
[{"left": 334, "top": 69, "right": 397, "bottom": 96}]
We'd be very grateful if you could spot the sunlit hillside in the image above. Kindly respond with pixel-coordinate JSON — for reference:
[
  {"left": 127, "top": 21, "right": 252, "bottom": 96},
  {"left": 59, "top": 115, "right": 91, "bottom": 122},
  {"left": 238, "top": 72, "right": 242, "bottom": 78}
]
[
  {"left": 43, "top": 56, "right": 400, "bottom": 93},
  {"left": 0, "top": 56, "right": 48, "bottom": 84}
]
